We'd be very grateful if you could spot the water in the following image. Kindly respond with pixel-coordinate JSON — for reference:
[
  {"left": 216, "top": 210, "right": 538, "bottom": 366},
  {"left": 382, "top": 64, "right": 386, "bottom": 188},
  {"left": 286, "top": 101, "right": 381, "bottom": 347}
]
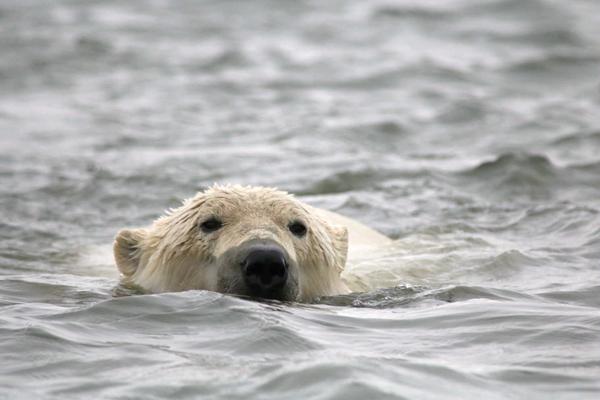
[{"left": 1, "top": 0, "right": 600, "bottom": 398}]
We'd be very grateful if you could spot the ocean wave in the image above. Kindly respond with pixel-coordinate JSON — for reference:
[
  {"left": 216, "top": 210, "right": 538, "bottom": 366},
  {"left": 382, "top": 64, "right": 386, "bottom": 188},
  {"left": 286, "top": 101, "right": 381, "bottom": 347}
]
[
  {"left": 551, "top": 130, "right": 600, "bottom": 147},
  {"left": 503, "top": 52, "right": 600, "bottom": 74},
  {"left": 455, "top": 153, "right": 557, "bottom": 198},
  {"left": 3, "top": 0, "right": 600, "bottom": 398},
  {"left": 370, "top": 4, "right": 454, "bottom": 21},
  {"left": 463, "top": 153, "right": 556, "bottom": 177}
]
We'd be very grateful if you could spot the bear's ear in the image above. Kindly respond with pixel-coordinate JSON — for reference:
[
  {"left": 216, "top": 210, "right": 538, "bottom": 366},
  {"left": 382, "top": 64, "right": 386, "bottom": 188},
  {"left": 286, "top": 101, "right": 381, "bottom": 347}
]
[
  {"left": 113, "top": 229, "right": 146, "bottom": 277},
  {"left": 327, "top": 224, "right": 348, "bottom": 273}
]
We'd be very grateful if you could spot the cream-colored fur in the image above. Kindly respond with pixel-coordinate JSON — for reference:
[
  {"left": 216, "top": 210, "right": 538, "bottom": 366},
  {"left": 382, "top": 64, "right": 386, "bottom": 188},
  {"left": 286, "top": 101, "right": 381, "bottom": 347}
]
[{"left": 113, "top": 184, "right": 390, "bottom": 301}]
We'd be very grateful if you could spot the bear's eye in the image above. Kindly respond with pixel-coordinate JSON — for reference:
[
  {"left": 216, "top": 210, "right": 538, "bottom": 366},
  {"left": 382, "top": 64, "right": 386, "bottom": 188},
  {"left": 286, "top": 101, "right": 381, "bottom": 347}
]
[
  {"left": 200, "top": 217, "right": 223, "bottom": 233},
  {"left": 288, "top": 220, "right": 307, "bottom": 237}
]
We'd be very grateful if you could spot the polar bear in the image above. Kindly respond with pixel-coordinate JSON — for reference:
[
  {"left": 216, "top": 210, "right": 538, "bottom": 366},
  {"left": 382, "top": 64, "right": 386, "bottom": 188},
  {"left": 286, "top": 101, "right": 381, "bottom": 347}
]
[{"left": 113, "top": 185, "right": 391, "bottom": 301}]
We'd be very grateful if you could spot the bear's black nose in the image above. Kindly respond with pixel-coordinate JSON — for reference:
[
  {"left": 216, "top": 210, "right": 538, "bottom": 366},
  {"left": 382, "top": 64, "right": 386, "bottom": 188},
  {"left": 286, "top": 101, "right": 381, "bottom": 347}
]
[{"left": 242, "top": 246, "right": 288, "bottom": 297}]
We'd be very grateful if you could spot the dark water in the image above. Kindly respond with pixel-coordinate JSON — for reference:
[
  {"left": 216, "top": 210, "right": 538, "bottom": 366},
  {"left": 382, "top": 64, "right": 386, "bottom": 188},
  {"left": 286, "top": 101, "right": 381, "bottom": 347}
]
[{"left": 2, "top": 0, "right": 600, "bottom": 399}]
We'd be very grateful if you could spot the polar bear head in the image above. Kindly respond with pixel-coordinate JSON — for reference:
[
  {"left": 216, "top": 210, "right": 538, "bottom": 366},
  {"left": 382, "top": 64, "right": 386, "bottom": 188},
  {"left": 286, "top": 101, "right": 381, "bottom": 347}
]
[{"left": 113, "top": 185, "right": 348, "bottom": 301}]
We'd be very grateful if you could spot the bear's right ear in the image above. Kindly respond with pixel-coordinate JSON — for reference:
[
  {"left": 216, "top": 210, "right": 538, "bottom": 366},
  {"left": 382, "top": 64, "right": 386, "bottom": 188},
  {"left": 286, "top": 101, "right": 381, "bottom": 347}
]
[
  {"left": 326, "top": 224, "right": 349, "bottom": 273},
  {"left": 113, "top": 229, "right": 146, "bottom": 277}
]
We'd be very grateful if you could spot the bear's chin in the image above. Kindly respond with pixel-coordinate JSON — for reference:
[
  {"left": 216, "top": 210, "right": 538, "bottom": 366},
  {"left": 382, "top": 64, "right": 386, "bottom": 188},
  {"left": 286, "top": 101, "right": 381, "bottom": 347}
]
[{"left": 218, "top": 280, "right": 299, "bottom": 302}]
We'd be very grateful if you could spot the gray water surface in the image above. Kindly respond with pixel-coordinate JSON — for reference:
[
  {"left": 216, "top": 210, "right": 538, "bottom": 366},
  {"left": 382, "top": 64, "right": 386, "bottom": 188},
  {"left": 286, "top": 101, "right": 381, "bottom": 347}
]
[{"left": 2, "top": 1, "right": 600, "bottom": 399}]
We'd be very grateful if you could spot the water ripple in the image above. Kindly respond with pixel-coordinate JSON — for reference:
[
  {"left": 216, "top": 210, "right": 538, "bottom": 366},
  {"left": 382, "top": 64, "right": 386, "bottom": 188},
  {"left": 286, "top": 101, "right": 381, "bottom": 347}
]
[{"left": 2, "top": 0, "right": 600, "bottom": 398}]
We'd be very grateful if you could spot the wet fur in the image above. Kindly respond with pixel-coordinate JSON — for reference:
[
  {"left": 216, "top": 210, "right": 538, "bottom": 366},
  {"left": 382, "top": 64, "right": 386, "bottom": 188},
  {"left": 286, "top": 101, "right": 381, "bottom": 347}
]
[{"left": 114, "top": 185, "right": 350, "bottom": 301}]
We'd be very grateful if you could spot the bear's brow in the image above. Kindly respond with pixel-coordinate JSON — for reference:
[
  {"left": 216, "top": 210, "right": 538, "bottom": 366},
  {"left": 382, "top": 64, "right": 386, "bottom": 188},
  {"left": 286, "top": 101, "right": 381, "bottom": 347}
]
[{"left": 200, "top": 197, "right": 302, "bottom": 219}]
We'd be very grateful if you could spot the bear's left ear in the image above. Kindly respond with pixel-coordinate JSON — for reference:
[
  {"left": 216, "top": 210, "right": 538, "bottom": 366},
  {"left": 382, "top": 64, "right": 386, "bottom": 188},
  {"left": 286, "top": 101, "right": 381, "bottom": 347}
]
[
  {"left": 113, "top": 228, "right": 147, "bottom": 277},
  {"left": 326, "top": 224, "right": 348, "bottom": 273}
]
